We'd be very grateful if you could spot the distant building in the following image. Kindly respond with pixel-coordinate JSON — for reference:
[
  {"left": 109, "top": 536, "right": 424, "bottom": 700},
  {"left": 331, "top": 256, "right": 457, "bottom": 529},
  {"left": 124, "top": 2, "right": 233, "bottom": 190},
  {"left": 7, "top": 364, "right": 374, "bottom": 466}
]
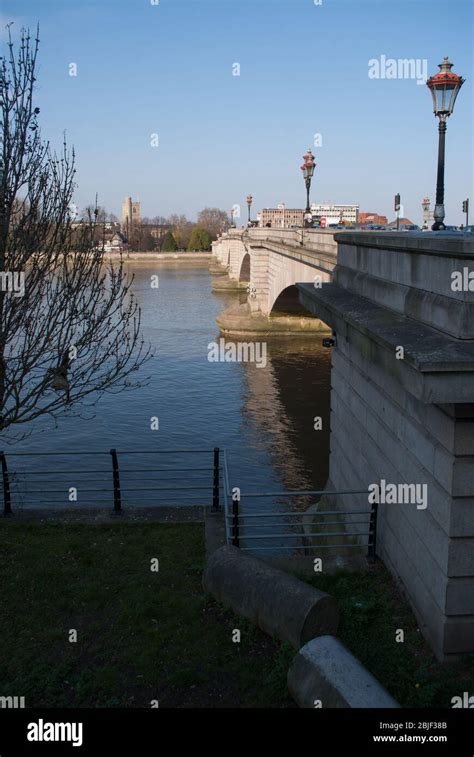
[
  {"left": 387, "top": 217, "right": 416, "bottom": 227},
  {"left": 311, "top": 203, "right": 359, "bottom": 226},
  {"left": 358, "top": 211, "right": 388, "bottom": 225},
  {"left": 144, "top": 223, "right": 171, "bottom": 242},
  {"left": 259, "top": 205, "right": 304, "bottom": 228},
  {"left": 102, "top": 231, "right": 127, "bottom": 253},
  {"left": 121, "top": 197, "right": 141, "bottom": 237},
  {"left": 421, "top": 197, "right": 434, "bottom": 230}
]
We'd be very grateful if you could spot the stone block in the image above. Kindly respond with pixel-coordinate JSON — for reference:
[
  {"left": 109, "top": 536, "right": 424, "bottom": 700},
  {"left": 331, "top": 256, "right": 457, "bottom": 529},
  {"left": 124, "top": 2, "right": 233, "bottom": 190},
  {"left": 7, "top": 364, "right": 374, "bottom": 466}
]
[
  {"left": 287, "top": 636, "right": 399, "bottom": 708},
  {"left": 203, "top": 545, "right": 339, "bottom": 649}
]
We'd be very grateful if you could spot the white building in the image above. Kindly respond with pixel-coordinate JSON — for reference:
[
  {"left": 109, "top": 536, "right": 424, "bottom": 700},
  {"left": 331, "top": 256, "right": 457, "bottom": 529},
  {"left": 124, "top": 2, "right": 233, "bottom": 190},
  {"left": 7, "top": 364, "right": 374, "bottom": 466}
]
[
  {"left": 310, "top": 203, "right": 359, "bottom": 226},
  {"left": 102, "top": 232, "right": 127, "bottom": 253}
]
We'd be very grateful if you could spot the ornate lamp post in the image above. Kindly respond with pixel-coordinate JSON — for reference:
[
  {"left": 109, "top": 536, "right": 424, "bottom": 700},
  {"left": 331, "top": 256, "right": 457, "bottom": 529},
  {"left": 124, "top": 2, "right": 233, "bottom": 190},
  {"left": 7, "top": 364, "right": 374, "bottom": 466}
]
[
  {"left": 301, "top": 150, "right": 316, "bottom": 227},
  {"left": 246, "top": 194, "right": 253, "bottom": 226},
  {"left": 426, "top": 57, "right": 464, "bottom": 230}
]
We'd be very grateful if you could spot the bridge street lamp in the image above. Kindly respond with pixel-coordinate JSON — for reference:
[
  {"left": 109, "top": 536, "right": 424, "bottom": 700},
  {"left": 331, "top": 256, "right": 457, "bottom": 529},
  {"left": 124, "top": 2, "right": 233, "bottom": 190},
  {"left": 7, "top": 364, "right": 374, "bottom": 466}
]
[
  {"left": 301, "top": 150, "right": 316, "bottom": 227},
  {"left": 246, "top": 194, "right": 253, "bottom": 226},
  {"left": 426, "top": 57, "right": 464, "bottom": 230}
]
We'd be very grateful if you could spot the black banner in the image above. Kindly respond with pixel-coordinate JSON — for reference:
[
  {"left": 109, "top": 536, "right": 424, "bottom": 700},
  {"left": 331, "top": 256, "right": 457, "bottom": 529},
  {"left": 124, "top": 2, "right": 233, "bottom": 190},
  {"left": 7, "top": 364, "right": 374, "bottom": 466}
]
[{"left": 0, "top": 708, "right": 472, "bottom": 755}]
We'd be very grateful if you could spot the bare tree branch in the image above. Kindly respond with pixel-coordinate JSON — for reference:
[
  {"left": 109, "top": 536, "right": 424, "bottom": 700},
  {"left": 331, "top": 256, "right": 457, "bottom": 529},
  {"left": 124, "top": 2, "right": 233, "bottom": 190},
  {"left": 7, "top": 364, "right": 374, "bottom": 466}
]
[{"left": 0, "top": 25, "right": 152, "bottom": 440}]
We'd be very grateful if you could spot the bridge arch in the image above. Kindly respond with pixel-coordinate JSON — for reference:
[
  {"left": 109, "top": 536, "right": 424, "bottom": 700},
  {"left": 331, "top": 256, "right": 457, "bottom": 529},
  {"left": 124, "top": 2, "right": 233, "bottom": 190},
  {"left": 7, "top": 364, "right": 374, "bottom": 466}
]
[
  {"left": 270, "top": 285, "right": 315, "bottom": 316},
  {"left": 239, "top": 253, "right": 250, "bottom": 283}
]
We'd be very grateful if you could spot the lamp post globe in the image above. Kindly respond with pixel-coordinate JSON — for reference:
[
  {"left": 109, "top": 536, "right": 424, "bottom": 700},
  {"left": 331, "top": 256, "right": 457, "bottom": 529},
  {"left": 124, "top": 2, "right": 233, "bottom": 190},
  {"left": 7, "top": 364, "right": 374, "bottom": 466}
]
[
  {"left": 301, "top": 150, "right": 316, "bottom": 227},
  {"left": 246, "top": 194, "right": 253, "bottom": 226},
  {"left": 426, "top": 57, "right": 464, "bottom": 230}
]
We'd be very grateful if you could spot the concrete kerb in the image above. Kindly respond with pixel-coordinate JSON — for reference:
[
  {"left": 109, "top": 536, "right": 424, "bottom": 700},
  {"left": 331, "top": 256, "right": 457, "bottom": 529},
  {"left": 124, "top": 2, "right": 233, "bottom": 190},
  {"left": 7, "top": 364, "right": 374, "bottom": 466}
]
[
  {"left": 288, "top": 635, "right": 400, "bottom": 708},
  {"left": 202, "top": 544, "right": 340, "bottom": 650},
  {"left": 201, "top": 534, "right": 400, "bottom": 707}
]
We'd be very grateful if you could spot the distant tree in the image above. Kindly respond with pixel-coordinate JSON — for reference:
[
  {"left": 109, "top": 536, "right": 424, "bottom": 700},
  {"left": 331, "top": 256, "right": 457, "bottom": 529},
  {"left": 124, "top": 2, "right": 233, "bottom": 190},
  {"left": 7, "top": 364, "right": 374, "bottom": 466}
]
[
  {"left": 0, "top": 26, "right": 150, "bottom": 438},
  {"left": 161, "top": 231, "right": 178, "bottom": 251},
  {"left": 166, "top": 214, "right": 194, "bottom": 249},
  {"left": 197, "top": 207, "right": 230, "bottom": 239},
  {"left": 82, "top": 204, "right": 107, "bottom": 223},
  {"left": 108, "top": 212, "right": 119, "bottom": 223},
  {"left": 151, "top": 215, "right": 168, "bottom": 226},
  {"left": 187, "top": 226, "right": 212, "bottom": 251},
  {"left": 138, "top": 229, "right": 155, "bottom": 251}
]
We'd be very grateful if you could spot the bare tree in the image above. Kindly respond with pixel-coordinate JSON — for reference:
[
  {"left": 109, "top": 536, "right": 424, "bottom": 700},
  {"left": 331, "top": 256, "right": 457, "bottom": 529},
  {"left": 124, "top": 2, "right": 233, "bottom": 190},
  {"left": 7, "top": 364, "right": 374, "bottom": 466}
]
[
  {"left": 0, "top": 25, "right": 151, "bottom": 439},
  {"left": 82, "top": 204, "right": 107, "bottom": 223},
  {"left": 197, "top": 207, "right": 230, "bottom": 239}
]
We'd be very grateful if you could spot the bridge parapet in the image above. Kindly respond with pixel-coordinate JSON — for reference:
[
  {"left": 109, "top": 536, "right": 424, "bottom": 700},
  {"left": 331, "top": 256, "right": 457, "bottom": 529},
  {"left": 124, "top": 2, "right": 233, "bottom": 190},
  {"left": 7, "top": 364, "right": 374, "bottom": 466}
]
[{"left": 334, "top": 230, "right": 474, "bottom": 339}]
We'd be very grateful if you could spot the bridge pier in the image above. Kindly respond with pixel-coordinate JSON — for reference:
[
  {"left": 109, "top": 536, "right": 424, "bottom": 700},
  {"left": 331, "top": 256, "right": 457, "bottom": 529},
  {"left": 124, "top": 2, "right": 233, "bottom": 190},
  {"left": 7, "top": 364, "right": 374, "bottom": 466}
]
[{"left": 298, "top": 231, "right": 474, "bottom": 660}]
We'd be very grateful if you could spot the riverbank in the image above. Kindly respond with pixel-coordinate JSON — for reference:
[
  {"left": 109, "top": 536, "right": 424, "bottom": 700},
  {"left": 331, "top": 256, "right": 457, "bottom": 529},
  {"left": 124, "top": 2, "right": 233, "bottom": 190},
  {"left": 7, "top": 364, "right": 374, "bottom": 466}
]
[{"left": 105, "top": 251, "right": 212, "bottom": 262}]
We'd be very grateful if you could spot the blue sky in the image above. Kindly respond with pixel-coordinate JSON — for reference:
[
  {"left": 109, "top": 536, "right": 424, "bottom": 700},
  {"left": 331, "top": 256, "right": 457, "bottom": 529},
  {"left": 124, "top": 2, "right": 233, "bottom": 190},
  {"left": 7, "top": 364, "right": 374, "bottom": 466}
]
[{"left": 2, "top": 0, "right": 473, "bottom": 224}]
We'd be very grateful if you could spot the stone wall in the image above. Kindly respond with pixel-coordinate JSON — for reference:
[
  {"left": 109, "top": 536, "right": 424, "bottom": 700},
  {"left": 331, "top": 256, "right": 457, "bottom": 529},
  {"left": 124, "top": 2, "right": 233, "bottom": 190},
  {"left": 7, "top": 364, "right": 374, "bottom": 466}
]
[{"left": 298, "top": 231, "right": 474, "bottom": 660}]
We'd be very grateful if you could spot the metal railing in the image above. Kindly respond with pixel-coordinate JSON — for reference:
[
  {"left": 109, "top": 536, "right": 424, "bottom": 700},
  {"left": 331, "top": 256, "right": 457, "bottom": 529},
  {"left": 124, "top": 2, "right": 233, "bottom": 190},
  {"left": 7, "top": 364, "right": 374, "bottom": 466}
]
[
  {"left": 0, "top": 445, "right": 379, "bottom": 560},
  {"left": 223, "top": 482, "right": 377, "bottom": 561},
  {"left": 0, "top": 448, "right": 223, "bottom": 514}
]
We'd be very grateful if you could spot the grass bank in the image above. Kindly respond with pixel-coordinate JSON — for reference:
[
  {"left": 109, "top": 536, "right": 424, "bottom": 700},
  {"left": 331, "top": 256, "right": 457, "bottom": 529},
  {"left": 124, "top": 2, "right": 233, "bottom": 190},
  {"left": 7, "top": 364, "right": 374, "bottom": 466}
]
[
  {"left": 0, "top": 521, "right": 292, "bottom": 708},
  {"left": 0, "top": 520, "right": 472, "bottom": 708},
  {"left": 301, "top": 566, "right": 474, "bottom": 707}
]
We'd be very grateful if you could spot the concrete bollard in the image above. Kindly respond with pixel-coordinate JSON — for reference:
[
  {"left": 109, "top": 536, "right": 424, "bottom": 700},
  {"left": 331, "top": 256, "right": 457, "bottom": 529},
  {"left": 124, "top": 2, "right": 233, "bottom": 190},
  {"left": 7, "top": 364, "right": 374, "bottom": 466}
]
[
  {"left": 287, "top": 635, "right": 400, "bottom": 708},
  {"left": 202, "top": 545, "right": 339, "bottom": 649}
]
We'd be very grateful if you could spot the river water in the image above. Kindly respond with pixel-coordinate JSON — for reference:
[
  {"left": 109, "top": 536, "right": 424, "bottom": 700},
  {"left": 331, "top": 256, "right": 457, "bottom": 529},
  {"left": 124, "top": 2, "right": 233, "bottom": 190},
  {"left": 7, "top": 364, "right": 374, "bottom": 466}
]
[{"left": 3, "top": 263, "right": 331, "bottom": 521}]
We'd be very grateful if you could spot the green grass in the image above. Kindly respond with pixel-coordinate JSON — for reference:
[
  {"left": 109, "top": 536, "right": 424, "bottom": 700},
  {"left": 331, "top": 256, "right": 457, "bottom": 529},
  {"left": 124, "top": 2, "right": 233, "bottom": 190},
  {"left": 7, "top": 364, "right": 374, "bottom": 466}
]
[
  {"left": 300, "top": 565, "right": 474, "bottom": 707},
  {"left": 1, "top": 520, "right": 471, "bottom": 709},
  {"left": 0, "top": 521, "right": 293, "bottom": 708}
]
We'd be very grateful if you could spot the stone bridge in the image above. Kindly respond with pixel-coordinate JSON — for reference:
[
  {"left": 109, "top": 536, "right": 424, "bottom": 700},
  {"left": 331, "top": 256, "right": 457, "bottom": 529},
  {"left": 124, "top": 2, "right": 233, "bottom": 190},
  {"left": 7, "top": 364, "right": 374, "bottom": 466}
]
[
  {"left": 212, "top": 226, "right": 474, "bottom": 661},
  {"left": 211, "top": 228, "right": 337, "bottom": 334}
]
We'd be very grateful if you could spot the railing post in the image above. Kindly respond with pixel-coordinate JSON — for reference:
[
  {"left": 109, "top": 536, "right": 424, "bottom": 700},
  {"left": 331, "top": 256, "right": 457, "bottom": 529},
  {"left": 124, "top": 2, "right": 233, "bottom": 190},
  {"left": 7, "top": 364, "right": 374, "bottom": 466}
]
[
  {"left": 232, "top": 491, "right": 240, "bottom": 548},
  {"left": 212, "top": 447, "right": 220, "bottom": 512},
  {"left": 368, "top": 499, "right": 378, "bottom": 562},
  {"left": 110, "top": 448, "right": 122, "bottom": 514},
  {"left": 0, "top": 452, "right": 12, "bottom": 516}
]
